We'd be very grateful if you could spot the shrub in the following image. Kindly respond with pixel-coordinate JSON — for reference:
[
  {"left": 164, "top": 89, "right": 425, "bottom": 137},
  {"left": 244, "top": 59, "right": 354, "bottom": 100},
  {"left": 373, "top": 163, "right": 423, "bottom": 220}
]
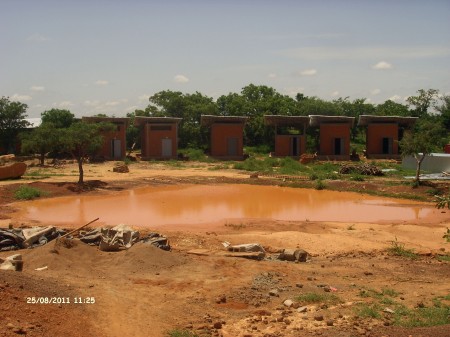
[
  {"left": 166, "top": 330, "right": 199, "bottom": 337},
  {"left": 387, "top": 237, "right": 418, "bottom": 259},
  {"left": 14, "top": 185, "right": 48, "bottom": 200},
  {"left": 315, "top": 179, "right": 326, "bottom": 190}
]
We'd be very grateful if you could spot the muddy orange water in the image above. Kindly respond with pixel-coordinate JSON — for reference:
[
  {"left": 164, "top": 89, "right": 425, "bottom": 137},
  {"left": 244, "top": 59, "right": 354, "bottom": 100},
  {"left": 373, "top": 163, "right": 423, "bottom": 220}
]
[{"left": 12, "top": 184, "right": 436, "bottom": 229}]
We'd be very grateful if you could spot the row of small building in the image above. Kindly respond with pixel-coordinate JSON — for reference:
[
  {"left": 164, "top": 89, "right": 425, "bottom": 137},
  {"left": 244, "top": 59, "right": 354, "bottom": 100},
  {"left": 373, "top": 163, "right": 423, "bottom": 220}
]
[{"left": 82, "top": 114, "right": 417, "bottom": 161}]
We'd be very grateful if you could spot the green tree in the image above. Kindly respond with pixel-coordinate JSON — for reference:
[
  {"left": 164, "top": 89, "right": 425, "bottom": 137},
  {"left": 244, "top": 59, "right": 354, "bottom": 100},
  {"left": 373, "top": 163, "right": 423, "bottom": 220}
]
[
  {"left": 217, "top": 84, "right": 298, "bottom": 146},
  {"left": 41, "top": 108, "right": 75, "bottom": 128},
  {"left": 60, "top": 121, "right": 114, "bottom": 184},
  {"left": 406, "top": 89, "right": 439, "bottom": 118},
  {"left": 149, "top": 90, "right": 217, "bottom": 148},
  {"left": 435, "top": 95, "right": 450, "bottom": 131},
  {"left": 20, "top": 123, "right": 60, "bottom": 165},
  {"left": 0, "top": 96, "right": 29, "bottom": 154},
  {"left": 399, "top": 119, "right": 447, "bottom": 184},
  {"left": 125, "top": 108, "right": 153, "bottom": 150},
  {"left": 374, "top": 100, "right": 410, "bottom": 116}
]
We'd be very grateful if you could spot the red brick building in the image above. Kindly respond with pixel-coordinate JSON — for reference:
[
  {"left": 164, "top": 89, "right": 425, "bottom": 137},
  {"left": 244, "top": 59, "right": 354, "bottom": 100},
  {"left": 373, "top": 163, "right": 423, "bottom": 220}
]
[
  {"left": 358, "top": 115, "right": 417, "bottom": 159},
  {"left": 200, "top": 115, "right": 248, "bottom": 160},
  {"left": 135, "top": 117, "right": 181, "bottom": 160},
  {"left": 309, "top": 115, "right": 355, "bottom": 160},
  {"left": 82, "top": 117, "right": 129, "bottom": 160},
  {"left": 264, "top": 115, "right": 309, "bottom": 157}
]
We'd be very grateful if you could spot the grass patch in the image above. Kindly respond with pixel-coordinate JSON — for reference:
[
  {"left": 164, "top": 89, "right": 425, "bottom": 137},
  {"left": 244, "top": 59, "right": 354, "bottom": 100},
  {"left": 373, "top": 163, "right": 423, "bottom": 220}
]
[
  {"left": 178, "top": 148, "right": 212, "bottom": 162},
  {"left": 278, "top": 157, "right": 304, "bottom": 175},
  {"left": 387, "top": 238, "right": 418, "bottom": 259},
  {"left": 14, "top": 185, "right": 48, "bottom": 200},
  {"left": 295, "top": 292, "right": 341, "bottom": 305},
  {"left": 394, "top": 305, "right": 450, "bottom": 327},
  {"left": 354, "top": 303, "right": 382, "bottom": 319},
  {"left": 347, "top": 224, "right": 355, "bottom": 230},
  {"left": 437, "top": 255, "right": 450, "bottom": 262},
  {"left": 314, "top": 179, "right": 326, "bottom": 190},
  {"left": 233, "top": 157, "right": 277, "bottom": 173},
  {"left": 166, "top": 330, "right": 199, "bottom": 337},
  {"left": 350, "top": 174, "right": 365, "bottom": 181}
]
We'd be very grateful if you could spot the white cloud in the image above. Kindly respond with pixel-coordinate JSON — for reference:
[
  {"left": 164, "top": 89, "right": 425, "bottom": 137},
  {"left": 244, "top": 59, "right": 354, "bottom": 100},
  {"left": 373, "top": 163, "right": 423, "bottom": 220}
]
[
  {"left": 95, "top": 80, "right": 109, "bottom": 86},
  {"left": 174, "top": 74, "right": 189, "bottom": 83},
  {"left": 30, "top": 86, "right": 45, "bottom": 92},
  {"left": 27, "top": 33, "right": 50, "bottom": 42},
  {"left": 125, "top": 106, "right": 139, "bottom": 113},
  {"left": 138, "top": 94, "right": 150, "bottom": 102},
  {"left": 53, "top": 101, "right": 74, "bottom": 108},
  {"left": 84, "top": 100, "right": 100, "bottom": 107},
  {"left": 268, "top": 73, "right": 277, "bottom": 79},
  {"left": 297, "top": 69, "right": 317, "bottom": 76},
  {"left": 105, "top": 101, "right": 120, "bottom": 107},
  {"left": 331, "top": 91, "right": 339, "bottom": 97},
  {"left": 11, "top": 94, "right": 32, "bottom": 101},
  {"left": 370, "top": 89, "right": 381, "bottom": 95},
  {"left": 372, "top": 61, "right": 392, "bottom": 70},
  {"left": 389, "top": 95, "right": 402, "bottom": 102}
]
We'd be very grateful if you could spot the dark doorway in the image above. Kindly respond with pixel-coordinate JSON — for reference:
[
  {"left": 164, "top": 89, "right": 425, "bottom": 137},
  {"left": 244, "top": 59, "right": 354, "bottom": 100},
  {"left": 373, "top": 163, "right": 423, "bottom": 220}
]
[
  {"left": 382, "top": 137, "right": 393, "bottom": 154},
  {"left": 291, "top": 137, "right": 299, "bottom": 156},
  {"left": 334, "top": 138, "right": 343, "bottom": 155}
]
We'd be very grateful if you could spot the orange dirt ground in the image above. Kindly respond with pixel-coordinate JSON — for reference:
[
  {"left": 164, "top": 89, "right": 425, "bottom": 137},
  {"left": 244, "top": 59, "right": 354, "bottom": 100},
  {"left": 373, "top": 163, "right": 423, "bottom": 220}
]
[{"left": 0, "top": 160, "right": 449, "bottom": 337}]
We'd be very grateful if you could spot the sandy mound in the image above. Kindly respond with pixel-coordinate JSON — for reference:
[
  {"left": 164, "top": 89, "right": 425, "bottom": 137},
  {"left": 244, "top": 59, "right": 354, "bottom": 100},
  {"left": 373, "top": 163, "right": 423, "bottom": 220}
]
[{"left": 20, "top": 239, "right": 186, "bottom": 275}]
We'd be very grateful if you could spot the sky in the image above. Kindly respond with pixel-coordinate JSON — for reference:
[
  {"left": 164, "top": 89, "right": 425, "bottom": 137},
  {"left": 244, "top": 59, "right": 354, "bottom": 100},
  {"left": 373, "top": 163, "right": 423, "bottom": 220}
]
[{"left": 1, "top": 0, "right": 450, "bottom": 118}]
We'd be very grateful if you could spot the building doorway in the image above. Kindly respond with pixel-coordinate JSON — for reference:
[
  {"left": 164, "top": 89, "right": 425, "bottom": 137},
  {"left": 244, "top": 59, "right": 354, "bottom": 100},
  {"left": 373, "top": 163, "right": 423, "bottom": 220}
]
[{"left": 161, "top": 138, "right": 172, "bottom": 157}]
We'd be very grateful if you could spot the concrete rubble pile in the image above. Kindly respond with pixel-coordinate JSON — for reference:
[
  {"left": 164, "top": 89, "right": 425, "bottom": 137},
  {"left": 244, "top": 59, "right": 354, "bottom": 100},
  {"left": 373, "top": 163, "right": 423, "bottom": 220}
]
[
  {"left": 79, "top": 224, "right": 170, "bottom": 251},
  {"left": 0, "top": 226, "right": 66, "bottom": 251},
  {"left": 222, "top": 241, "right": 311, "bottom": 262}
]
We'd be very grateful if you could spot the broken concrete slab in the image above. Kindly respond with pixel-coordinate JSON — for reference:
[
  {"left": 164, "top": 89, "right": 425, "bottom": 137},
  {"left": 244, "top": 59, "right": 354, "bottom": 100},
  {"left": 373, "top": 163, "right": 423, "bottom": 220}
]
[{"left": 0, "top": 253, "right": 23, "bottom": 271}]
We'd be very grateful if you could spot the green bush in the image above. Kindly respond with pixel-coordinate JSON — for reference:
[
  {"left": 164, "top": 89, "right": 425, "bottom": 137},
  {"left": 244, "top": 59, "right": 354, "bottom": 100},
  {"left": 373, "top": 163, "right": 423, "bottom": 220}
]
[
  {"left": 166, "top": 330, "right": 199, "bottom": 337},
  {"left": 14, "top": 185, "right": 48, "bottom": 200},
  {"left": 315, "top": 179, "right": 326, "bottom": 190},
  {"left": 279, "top": 157, "right": 304, "bottom": 175},
  {"left": 233, "top": 157, "right": 276, "bottom": 173},
  {"left": 178, "top": 148, "right": 211, "bottom": 162}
]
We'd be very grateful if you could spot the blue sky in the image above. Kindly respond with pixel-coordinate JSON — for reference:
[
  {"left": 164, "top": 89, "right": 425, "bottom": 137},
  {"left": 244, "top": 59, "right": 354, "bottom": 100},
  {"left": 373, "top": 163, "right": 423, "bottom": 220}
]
[{"left": 1, "top": 0, "right": 449, "bottom": 118}]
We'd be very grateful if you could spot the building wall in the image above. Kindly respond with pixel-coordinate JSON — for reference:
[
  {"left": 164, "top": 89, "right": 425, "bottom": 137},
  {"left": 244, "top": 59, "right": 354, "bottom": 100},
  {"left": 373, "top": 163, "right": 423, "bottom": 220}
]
[
  {"left": 366, "top": 123, "right": 398, "bottom": 157},
  {"left": 274, "top": 135, "right": 306, "bottom": 157},
  {"left": 319, "top": 123, "right": 351, "bottom": 159},
  {"left": 402, "top": 153, "right": 450, "bottom": 173},
  {"left": 142, "top": 123, "right": 178, "bottom": 159},
  {"left": 210, "top": 123, "right": 245, "bottom": 158},
  {"left": 98, "top": 123, "right": 127, "bottom": 160}
]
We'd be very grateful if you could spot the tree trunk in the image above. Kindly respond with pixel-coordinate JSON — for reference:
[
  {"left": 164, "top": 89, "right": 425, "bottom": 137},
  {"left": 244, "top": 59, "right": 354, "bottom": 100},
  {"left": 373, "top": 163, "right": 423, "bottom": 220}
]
[
  {"left": 39, "top": 153, "right": 45, "bottom": 166},
  {"left": 414, "top": 153, "right": 426, "bottom": 185},
  {"left": 77, "top": 158, "right": 84, "bottom": 185}
]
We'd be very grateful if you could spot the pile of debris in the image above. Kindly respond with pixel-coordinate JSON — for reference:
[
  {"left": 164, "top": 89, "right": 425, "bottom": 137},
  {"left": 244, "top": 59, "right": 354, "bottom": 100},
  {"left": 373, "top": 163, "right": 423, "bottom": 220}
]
[
  {"left": 339, "top": 163, "right": 384, "bottom": 176},
  {"left": 222, "top": 242, "right": 311, "bottom": 262},
  {"left": 0, "top": 226, "right": 66, "bottom": 251},
  {"left": 1, "top": 224, "right": 170, "bottom": 253},
  {"left": 113, "top": 162, "right": 129, "bottom": 173},
  {"left": 78, "top": 224, "right": 170, "bottom": 251}
]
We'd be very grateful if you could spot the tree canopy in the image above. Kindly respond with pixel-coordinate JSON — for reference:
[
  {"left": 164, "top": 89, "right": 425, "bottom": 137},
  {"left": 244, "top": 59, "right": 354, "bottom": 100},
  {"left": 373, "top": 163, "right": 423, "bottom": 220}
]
[
  {"left": 41, "top": 109, "right": 75, "bottom": 128},
  {"left": 60, "top": 121, "right": 114, "bottom": 184},
  {"left": 0, "top": 96, "right": 29, "bottom": 154}
]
